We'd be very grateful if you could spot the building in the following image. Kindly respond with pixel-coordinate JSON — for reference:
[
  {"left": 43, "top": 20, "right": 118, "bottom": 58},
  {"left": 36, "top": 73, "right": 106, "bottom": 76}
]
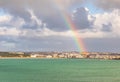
[{"left": 46, "top": 55, "right": 52, "bottom": 58}]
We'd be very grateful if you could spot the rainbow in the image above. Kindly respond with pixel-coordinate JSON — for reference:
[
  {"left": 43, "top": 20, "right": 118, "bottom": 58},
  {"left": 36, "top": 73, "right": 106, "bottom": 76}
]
[
  {"left": 62, "top": 12, "right": 86, "bottom": 52},
  {"left": 53, "top": 1, "right": 87, "bottom": 53}
]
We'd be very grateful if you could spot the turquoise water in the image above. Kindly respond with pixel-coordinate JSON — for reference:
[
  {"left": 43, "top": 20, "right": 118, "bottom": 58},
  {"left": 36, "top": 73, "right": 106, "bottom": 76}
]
[{"left": 0, "top": 59, "right": 120, "bottom": 82}]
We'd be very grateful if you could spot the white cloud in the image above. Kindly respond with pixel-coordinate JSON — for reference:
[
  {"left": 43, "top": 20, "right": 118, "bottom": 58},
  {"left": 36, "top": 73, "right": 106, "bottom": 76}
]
[
  {"left": 37, "top": 27, "right": 74, "bottom": 37},
  {"left": 93, "top": 9, "right": 120, "bottom": 37},
  {"left": 0, "top": 10, "right": 74, "bottom": 38},
  {"left": 0, "top": 13, "right": 25, "bottom": 36},
  {"left": 0, "top": 8, "right": 120, "bottom": 39},
  {"left": 21, "top": 27, "right": 74, "bottom": 38},
  {"left": 27, "top": 9, "right": 42, "bottom": 26},
  {"left": 0, "top": 14, "right": 12, "bottom": 23},
  {"left": 0, "top": 27, "right": 20, "bottom": 36},
  {"left": 76, "top": 9, "right": 120, "bottom": 38}
]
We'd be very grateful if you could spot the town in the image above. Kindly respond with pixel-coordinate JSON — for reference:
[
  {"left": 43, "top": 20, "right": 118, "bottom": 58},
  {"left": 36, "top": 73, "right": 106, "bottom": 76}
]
[{"left": 0, "top": 51, "right": 120, "bottom": 60}]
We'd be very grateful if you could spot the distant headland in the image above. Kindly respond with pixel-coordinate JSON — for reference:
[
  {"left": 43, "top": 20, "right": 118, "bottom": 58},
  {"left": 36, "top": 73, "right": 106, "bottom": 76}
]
[{"left": 0, "top": 51, "right": 120, "bottom": 60}]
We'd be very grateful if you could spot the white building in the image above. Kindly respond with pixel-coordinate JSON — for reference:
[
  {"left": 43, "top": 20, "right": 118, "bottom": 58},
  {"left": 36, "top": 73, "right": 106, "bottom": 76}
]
[
  {"left": 30, "top": 54, "right": 39, "bottom": 58},
  {"left": 46, "top": 55, "right": 52, "bottom": 58}
]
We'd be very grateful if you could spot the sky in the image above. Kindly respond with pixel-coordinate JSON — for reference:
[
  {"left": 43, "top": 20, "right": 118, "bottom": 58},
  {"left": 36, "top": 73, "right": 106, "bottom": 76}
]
[{"left": 0, "top": 0, "right": 120, "bottom": 52}]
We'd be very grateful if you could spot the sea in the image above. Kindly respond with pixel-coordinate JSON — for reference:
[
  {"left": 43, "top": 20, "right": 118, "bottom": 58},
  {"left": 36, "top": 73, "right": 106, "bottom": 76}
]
[{"left": 0, "top": 59, "right": 120, "bottom": 82}]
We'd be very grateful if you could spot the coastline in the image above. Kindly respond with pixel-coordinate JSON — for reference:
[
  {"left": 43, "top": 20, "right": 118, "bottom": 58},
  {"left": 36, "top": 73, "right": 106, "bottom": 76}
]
[{"left": 0, "top": 57, "right": 69, "bottom": 59}]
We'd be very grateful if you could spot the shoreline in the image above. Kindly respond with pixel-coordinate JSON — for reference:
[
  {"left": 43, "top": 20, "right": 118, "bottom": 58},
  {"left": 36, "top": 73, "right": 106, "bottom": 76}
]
[
  {"left": 0, "top": 57, "right": 69, "bottom": 59},
  {"left": 0, "top": 57, "right": 119, "bottom": 60}
]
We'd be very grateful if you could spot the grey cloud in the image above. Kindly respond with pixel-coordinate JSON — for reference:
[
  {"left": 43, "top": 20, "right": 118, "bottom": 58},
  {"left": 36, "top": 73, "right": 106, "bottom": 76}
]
[
  {"left": 84, "top": 38, "right": 120, "bottom": 52},
  {"left": 101, "top": 23, "right": 112, "bottom": 32},
  {"left": 0, "top": 0, "right": 56, "bottom": 22},
  {"left": 22, "top": 20, "right": 42, "bottom": 30},
  {"left": 1, "top": 35, "right": 120, "bottom": 52},
  {"left": 0, "top": 0, "right": 86, "bottom": 31},
  {"left": 0, "top": 0, "right": 120, "bottom": 52},
  {"left": 94, "top": 0, "right": 120, "bottom": 10},
  {"left": 0, "top": 0, "right": 83, "bottom": 18},
  {"left": 0, "top": 35, "right": 18, "bottom": 51},
  {"left": 72, "top": 7, "right": 92, "bottom": 29},
  {"left": 0, "top": 35, "right": 78, "bottom": 52},
  {"left": 43, "top": 13, "right": 68, "bottom": 31},
  {"left": 0, "top": 35, "right": 18, "bottom": 43}
]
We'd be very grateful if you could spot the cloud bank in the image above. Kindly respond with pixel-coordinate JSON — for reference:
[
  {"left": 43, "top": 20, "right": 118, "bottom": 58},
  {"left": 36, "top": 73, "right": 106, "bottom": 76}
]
[{"left": 0, "top": 0, "right": 120, "bottom": 51}]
